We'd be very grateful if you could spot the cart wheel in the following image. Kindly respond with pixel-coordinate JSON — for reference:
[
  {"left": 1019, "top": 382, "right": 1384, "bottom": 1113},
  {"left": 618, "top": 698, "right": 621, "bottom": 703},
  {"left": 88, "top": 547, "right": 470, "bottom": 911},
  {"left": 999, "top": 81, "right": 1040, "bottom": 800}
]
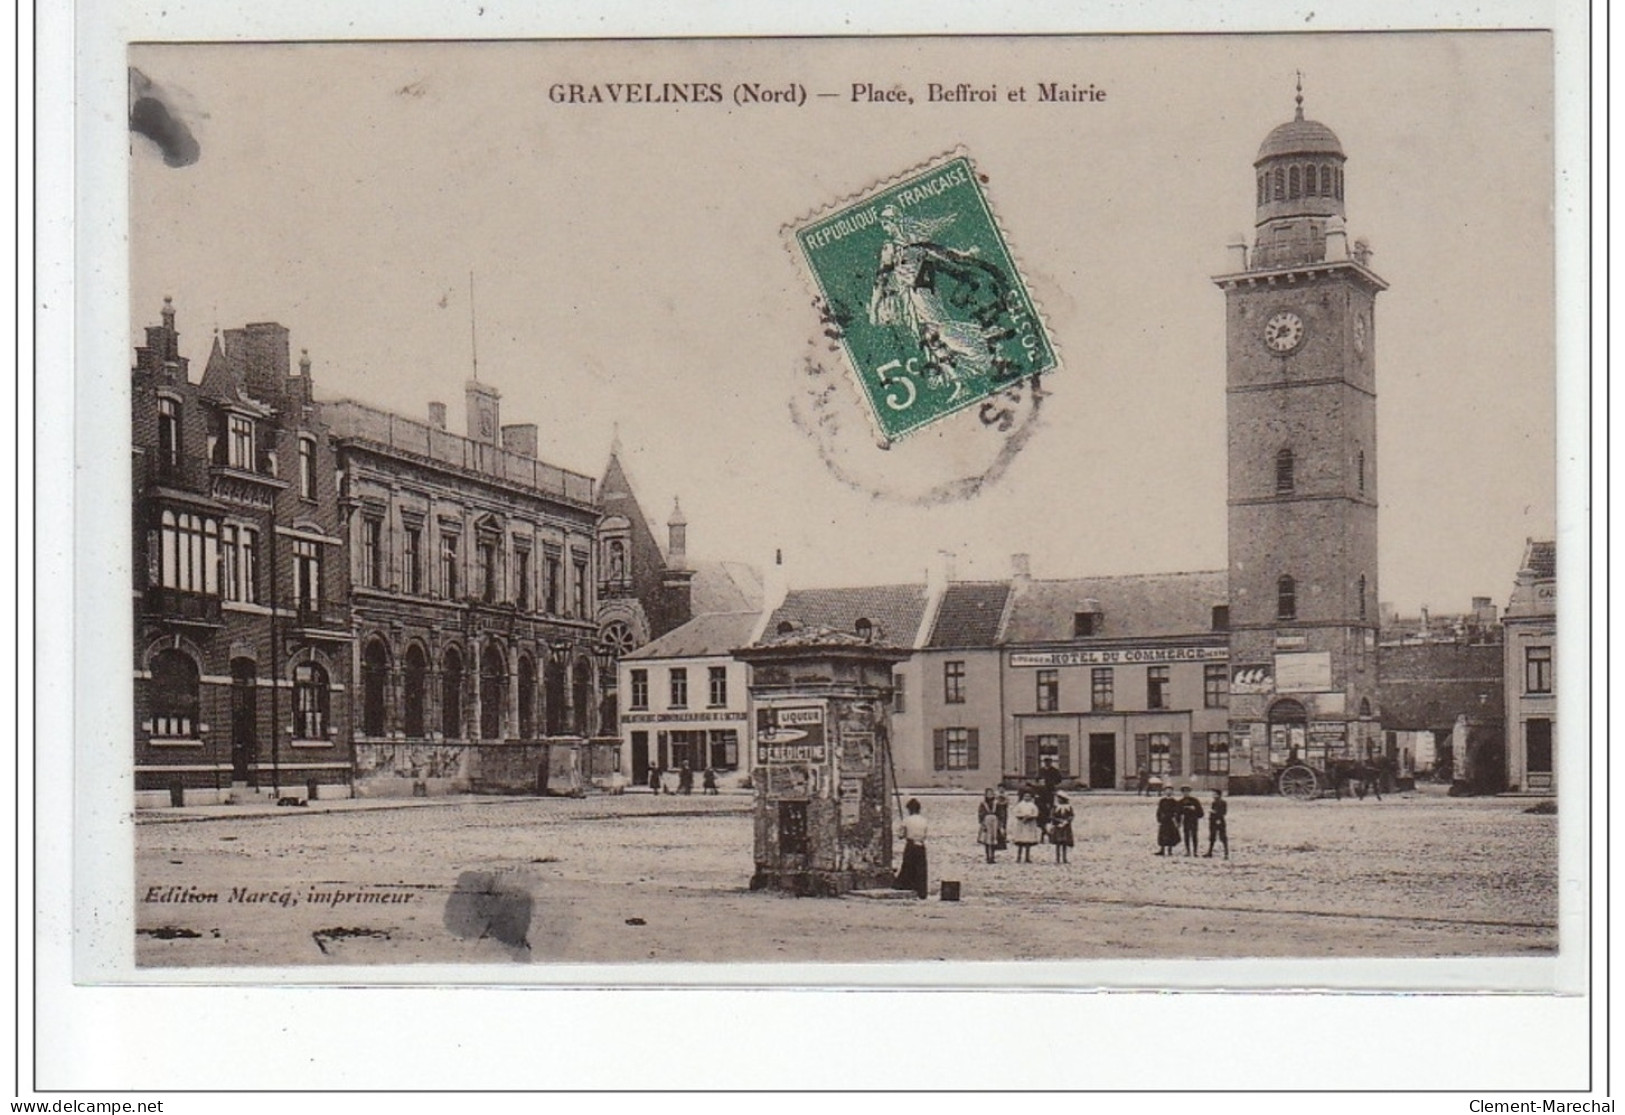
[{"left": 1278, "top": 765, "right": 1320, "bottom": 800}]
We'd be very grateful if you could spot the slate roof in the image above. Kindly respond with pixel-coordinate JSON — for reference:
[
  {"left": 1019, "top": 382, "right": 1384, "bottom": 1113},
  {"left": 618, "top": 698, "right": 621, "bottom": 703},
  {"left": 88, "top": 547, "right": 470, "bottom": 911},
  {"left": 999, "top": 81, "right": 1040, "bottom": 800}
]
[
  {"left": 691, "top": 560, "right": 764, "bottom": 615},
  {"left": 624, "top": 611, "right": 761, "bottom": 661},
  {"left": 1524, "top": 540, "right": 1556, "bottom": 579},
  {"left": 765, "top": 583, "right": 929, "bottom": 648},
  {"left": 1377, "top": 643, "right": 1504, "bottom": 731},
  {"left": 926, "top": 581, "right": 1012, "bottom": 648},
  {"left": 1001, "top": 571, "right": 1229, "bottom": 643}
]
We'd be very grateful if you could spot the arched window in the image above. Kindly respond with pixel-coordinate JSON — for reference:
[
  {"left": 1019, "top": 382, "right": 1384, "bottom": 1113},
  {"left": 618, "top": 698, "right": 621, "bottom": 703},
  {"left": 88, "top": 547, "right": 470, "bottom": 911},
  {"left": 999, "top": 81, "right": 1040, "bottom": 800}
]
[
  {"left": 1359, "top": 697, "right": 1372, "bottom": 718},
  {"left": 149, "top": 649, "right": 200, "bottom": 738},
  {"left": 517, "top": 656, "right": 536, "bottom": 740},
  {"left": 1288, "top": 165, "right": 1301, "bottom": 199},
  {"left": 1272, "top": 167, "right": 1285, "bottom": 201},
  {"left": 608, "top": 539, "right": 626, "bottom": 580},
  {"left": 361, "top": 638, "right": 389, "bottom": 738},
  {"left": 1275, "top": 447, "right": 1295, "bottom": 493},
  {"left": 480, "top": 643, "right": 506, "bottom": 741},
  {"left": 1357, "top": 574, "right": 1368, "bottom": 620},
  {"left": 776, "top": 620, "right": 795, "bottom": 635},
  {"left": 442, "top": 647, "right": 464, "bottom": 739},
  {"left": 1277, "top": 575, "right": 1297, "bottom": 621},
  {"left": 293, "top": 662, "right": 330, "bottom": 740},
  {"left": 572, "top": 660, "right": 593, "bottom": 737},
  {"left": 403, "top": 645, "right": 427, "bottom": 738},
  {"left": 1335, "top": 167, "right": 1344, "bottom": 199}
]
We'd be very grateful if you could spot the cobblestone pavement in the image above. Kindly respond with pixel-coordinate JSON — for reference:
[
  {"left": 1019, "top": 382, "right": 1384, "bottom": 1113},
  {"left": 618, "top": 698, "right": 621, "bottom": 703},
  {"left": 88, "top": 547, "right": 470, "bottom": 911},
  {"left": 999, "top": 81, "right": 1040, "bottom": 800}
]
[{"left": 134, "top": 786, "right": 1558, "bottom": 967}]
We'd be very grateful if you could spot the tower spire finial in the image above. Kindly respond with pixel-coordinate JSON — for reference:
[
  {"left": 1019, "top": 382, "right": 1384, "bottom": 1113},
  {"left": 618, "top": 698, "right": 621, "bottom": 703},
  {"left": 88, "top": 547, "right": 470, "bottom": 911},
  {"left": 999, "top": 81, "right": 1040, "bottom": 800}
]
[
  {"left": 469, "top": 270, "right": 479, "bottom": 383},
  {"left": 1294, "top": 70, "right": 1305, "bottom": 120}
]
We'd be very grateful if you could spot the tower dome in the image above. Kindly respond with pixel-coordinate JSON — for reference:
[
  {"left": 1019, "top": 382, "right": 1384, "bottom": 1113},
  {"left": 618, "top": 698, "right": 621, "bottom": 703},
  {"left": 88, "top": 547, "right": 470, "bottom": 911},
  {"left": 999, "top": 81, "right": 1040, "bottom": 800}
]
[{"left": 1249, "top": 77, "right": 1348, "bottom": 270}]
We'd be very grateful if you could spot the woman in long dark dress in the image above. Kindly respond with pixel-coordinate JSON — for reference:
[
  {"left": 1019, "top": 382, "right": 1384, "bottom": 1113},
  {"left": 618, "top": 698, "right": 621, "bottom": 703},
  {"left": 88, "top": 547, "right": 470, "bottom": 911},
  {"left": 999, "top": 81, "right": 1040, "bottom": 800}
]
[
  {"left": 894, "top": 798, "right": 930, "bottom": 898},
  {"left": 1155, "top": 788, "right": 1181, "bottom": 856}
]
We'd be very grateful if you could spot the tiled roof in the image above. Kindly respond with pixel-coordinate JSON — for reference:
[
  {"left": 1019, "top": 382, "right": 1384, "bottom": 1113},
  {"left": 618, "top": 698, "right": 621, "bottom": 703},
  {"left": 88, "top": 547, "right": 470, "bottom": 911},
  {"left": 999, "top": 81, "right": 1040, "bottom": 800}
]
[
  {"left": 1001, "top": 571, "right": 1229, "bottom": 643},
  {"left": 1524, "top": 540, "right": 1556, "bottom": 579},
  {"left": 691, "top": 561, "right": 764, "bottom": 615},
  {"left": 624, "top": 611, "right": 761, "bottom": 661},
  {"left": 765, "top": 583, "right": 929, "bottom": 648},
  {"left": 927, "top": 581, "right": 1012, "bottom": 648},
  {"left": 1377, "top": 644, "right": 1504, "bottom": 731},
  {"left": 752, "top": 624, "right": 907, "bottom": 651}
]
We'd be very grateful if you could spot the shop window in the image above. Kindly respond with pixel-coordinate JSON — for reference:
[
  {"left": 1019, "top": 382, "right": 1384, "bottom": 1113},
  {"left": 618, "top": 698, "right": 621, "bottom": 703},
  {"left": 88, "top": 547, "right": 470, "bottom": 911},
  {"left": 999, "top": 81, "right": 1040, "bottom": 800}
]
[{"left": 708, "top": 729, "right": 739, "bottom": 770}]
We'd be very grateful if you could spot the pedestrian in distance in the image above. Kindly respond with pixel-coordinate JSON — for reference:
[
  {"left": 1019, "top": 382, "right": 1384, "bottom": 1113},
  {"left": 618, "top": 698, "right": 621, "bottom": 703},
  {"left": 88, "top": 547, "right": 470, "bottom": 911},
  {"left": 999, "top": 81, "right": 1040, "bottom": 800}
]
[
  {"left": 894, "top": 798, "right": 930, "bottom": 899},
  {"left": 1136, "top": 765, "right": 1151, "bottom": 797},
  {"left": 1178, "top": 785, "right": 1204, "bottom": 856},
  {"left": 1205, "top": 788, "right": 1229, "bottom": 859},
  {"left": 1155, "top": 787, "right": 1181, "bottom": 856},
  {"left": 1037, "top": 756, "right": 1063, "bottom": 839},
  {"left": 995, "top": 789, "right": 1010, "bottom": 851},
  {"left": 647, "top": 765, "right": 662, "bottom": 794},
  {"left": 1011, "top": 790, "right": 1041, "bottom": 863},
  {"left": 977, "top": 788, "right": 1001, "bottom": 863},
  {"left": 1049, "top": 793, "right": 1075, "bottom": 864},
  {"left": 678, "top": 761, "right": 694, "bottom": 795},
  {"left": 1357, "top": 754, "right": 1384, "bottom": 801},
  {"left": 702, "top": 767, "right": 718, "bottom": 795}
]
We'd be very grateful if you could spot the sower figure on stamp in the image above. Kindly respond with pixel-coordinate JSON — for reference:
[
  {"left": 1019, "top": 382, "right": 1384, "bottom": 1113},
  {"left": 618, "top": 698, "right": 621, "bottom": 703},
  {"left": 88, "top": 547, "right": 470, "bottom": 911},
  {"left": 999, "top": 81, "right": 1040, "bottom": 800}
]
[
  {"left": 1177, "top": 785, "right": 1205, "bottom": 857},
  {"left": 894, "top": 798, "right": 930, "bottom": 899},
  {"left": 1205, "top": 789, "right": 1229, "bottom": 859}
]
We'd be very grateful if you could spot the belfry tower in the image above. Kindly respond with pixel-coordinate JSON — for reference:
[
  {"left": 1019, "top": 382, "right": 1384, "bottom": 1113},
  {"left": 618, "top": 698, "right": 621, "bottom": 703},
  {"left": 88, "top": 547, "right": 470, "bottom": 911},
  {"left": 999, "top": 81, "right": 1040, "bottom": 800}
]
[{"left": 1215, "top": 81, "right": 1385, "bottom": 777}]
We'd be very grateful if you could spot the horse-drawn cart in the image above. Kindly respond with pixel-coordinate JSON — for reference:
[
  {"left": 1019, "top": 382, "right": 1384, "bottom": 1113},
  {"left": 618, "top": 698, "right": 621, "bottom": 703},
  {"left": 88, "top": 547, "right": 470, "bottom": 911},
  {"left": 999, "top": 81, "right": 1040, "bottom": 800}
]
[{"left": 1274, "top": 756, "right": 1382, "bottom": 800}]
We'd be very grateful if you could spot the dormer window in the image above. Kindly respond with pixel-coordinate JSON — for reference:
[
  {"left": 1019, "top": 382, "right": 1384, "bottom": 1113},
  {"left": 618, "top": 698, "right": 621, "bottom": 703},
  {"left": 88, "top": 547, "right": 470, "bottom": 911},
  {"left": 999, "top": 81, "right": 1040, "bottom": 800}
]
[
  {"left": 855, "top": 618, "right": 873, "bottom": 641},
  {"left": 1073, "top": 609, "right": 1101, "bottom": 638},
  {"left": 228, "top": 414, "right": 255, "bottom": 470},
  {"left": 776, "top": 620, "right": 795, "bottom": 635},
  {"left": 1211, "top": 605, "right": 1230, "bottom": 632}
]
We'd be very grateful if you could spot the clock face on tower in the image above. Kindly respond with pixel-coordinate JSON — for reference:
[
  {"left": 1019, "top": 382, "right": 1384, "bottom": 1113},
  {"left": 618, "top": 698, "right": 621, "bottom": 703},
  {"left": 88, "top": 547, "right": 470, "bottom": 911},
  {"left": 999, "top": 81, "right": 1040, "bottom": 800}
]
[{"left": 1263, "top": 311, "right": 1306, "bottom": 354}]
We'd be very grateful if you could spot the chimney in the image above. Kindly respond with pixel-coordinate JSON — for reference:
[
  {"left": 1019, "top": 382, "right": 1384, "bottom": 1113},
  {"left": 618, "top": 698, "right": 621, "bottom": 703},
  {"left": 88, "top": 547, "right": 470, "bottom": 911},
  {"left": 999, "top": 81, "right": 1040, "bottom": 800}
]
[
  {"left": 927, "top": 550, "right": 956, "bottom": 596},
  {"left": 1010, "top": 552, "right": 1032, "bottom": 584},
  {"left": 285, "top": 348, "right": 314, "bottom": 407},
  {"left": 501, "top": 423, "right": 538, "bottom": 458},
  {"left": 667, "top": 497, "right": 688, "bottom": 570},
  {"left": 749, "top": 547, "right": 791, "bottom": 645},
  {"left": 466, "top": 380, "right": 501, "bottom": 444},
  {"left": 428, "top": 402, "right": 448, "bottom": 429},
  {"left": 232, "top": 322, "right": 291, "bottom": 404}
]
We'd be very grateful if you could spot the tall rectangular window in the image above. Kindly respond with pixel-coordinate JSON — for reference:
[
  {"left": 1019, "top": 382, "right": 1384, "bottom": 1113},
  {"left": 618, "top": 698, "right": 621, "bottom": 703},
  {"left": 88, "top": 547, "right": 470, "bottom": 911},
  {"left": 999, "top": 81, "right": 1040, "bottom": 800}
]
[
  {"left": 572, "top": 556, "right": 589, "bottom": 617},
  {"left": 1277, "top": 576, "right": 1297, "bottom": 621},
  {"left": 1525, "top": 646, "right": 1553, "bottom": 694},
  {"left": 479, "top": 540, "right": 498, "bottom": 603},
  {"left": 293, "top": 539, "right": 321, "bottom": 610},
  {"left": 219, "top": 524, "right": 239, "bottom": 601},
  {"left": 1525, "top": 718, "right": 1553, "bottom": 773},
  {"left": 1204, "top": 731, "right": 1231, "bottom": 774},
  {"left": 362, "top": 517, "right": 383, "bottom": 589},
  {"left": 629, "top": 669, "right": 649, "bottom": 711},
  {"left": 157, "top": 397, "right": 180, "bottom": 471},
  {"left": 1036, "top": 669, "right": 1059, "bottom": 712},
  {"left": 708, "top": 666, "right": 728, "bottom": 708},
  {"left": 440, "top": 534, "right": 460, "bottom": 598},
  {"left": 403, "top": 526, "right": 422, "bottom": 594},
  {"left": 1148, "top": 732, "right": 1172, "bottom": 777},
  {"left": 228, "top": 414, "right": 255, "bottom": 470},
  {"left": 515, "top": 548, "right": 531, "bottom": 611},
  {"left": 943, "top": 728, "right": 974, "bottom": 770},
  {"left": 299, "top": 437, "right": 316, "bottom": 499},
  {"left": 943, "top": 660, "right": 966, "bottom": 704},
  {"left": 544, "top": 554, "right": 561, "bottom": 614},
  {"left": 1091, "top": 667, "right": 1114, "bottom": 711},
  {"left": 669, "top": 668, "right": 688, "bottom": 709},
  {"left": 1147, "top": 666, "right": 1170, "bottom": 711},
  {"left": 893, "top": 671, "right": 906, "bottom": 714},
  {"left": 1204, "top": 663, "right": 1228, "bottom": 709}
]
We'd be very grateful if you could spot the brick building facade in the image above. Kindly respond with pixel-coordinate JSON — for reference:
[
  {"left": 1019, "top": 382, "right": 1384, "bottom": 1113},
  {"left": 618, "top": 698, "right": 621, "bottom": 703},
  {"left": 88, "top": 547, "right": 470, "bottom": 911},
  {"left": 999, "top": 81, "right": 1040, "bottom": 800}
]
[{"left": 133, "top": 302, "right": 353, "bottom": 806}]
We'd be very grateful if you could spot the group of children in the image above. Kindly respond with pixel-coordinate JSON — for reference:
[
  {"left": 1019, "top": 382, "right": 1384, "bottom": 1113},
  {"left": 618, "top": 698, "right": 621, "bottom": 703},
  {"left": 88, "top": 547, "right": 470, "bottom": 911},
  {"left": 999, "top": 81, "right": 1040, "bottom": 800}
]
[
  {"left": 976, "top": 787, "right": 1078, "bottom": 864},
  {"left": 1154, "top": 786, "right": 1229, "bottom": 859}
]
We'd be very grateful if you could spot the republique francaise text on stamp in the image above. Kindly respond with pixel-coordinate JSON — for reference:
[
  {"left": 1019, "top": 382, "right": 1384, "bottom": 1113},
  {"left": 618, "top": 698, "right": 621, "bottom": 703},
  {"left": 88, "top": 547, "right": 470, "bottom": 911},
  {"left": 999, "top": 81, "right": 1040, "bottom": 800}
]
[{"left": 789, "top": 152, "right": 1059, "bottom": 443}]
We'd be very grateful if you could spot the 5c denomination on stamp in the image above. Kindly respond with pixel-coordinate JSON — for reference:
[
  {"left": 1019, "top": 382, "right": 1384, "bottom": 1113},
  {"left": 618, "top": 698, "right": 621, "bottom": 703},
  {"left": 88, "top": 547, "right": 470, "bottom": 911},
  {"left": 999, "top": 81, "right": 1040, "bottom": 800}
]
[{"left": 789, "top": 152, "right": 1058, "bottom": 444}]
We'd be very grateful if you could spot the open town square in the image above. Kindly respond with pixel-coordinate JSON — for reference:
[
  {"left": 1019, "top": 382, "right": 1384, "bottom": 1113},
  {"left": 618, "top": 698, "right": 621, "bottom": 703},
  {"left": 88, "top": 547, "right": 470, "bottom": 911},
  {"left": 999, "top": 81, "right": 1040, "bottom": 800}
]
[{"left": 135, "top": 785, "right": 1556, "bottom": 966}]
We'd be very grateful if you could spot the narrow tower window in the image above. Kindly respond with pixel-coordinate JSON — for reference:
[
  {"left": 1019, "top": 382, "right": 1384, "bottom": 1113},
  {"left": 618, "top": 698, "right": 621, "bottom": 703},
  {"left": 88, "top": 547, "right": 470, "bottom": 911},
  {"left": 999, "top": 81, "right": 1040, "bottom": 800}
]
[
  {"left": 1275, "top": 448, "right": 1295, "bottom": 494},
  {"left": 1288, "top": 165, "right": 1301, "bottom": 199},
  {"left": 1273, "top": 167, "right": 1285, "bottom": 201},
  {"left": 1277, "top": 575, "right": 1297, "bottom": 621},
  {"left": 1358, "top": 574, "right": 1368, "bottom": 620},
  {"left": 1357, "top": 449, "right": 1366, "bottom": 493}
]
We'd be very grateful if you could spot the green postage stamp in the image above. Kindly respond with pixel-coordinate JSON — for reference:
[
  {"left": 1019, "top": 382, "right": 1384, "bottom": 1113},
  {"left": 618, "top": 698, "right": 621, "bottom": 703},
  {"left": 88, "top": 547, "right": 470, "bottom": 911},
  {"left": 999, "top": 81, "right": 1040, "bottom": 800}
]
[{"left": 790, "top": 153, "right": 1059, "bottom": 443}]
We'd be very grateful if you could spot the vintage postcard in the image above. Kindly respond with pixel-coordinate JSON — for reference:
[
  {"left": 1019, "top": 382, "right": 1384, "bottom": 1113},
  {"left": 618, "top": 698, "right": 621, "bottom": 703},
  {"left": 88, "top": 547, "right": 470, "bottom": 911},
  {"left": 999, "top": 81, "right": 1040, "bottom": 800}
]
[{"left": 91, "top": 29, "right": 1579, "bottom": 1001}]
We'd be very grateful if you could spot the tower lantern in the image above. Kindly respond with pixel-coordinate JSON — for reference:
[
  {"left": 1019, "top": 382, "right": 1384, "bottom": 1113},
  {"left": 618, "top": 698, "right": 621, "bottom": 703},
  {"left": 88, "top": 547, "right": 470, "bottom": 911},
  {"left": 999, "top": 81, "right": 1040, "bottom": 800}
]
[{"left": 1250, "top": 76, "right": 1349, "bottom": 270}]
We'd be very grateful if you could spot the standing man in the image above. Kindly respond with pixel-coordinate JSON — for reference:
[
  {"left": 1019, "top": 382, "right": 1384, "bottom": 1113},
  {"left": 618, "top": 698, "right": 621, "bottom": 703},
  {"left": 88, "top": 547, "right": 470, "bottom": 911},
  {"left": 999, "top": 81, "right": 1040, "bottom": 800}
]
[
  {"left": 1177, "top": 785, "right": 1205, "bottom": 857},
  {"left": 1136, "top": 765, "right": 1151, "bottom": 797},
  {"left": 1038, "top": 756, "right": 1063, "bottom": 839},
  {"left": 1204, "top": 788, "right": 1229, "bottom": 859}
]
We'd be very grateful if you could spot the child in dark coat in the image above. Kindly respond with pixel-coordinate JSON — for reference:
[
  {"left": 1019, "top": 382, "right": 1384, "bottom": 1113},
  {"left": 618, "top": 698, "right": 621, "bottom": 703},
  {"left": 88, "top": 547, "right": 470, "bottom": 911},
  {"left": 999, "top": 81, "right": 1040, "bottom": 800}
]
[{"left": 1205, "top": 789, "right": 1229, "bottom": 859}]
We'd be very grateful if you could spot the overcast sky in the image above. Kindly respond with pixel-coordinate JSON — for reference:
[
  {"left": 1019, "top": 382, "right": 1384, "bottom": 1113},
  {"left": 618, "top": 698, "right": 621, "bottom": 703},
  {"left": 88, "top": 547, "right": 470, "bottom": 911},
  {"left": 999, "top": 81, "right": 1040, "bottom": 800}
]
[{"left": 129, "top": 32, "right": 1557, "bottom": 614}]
